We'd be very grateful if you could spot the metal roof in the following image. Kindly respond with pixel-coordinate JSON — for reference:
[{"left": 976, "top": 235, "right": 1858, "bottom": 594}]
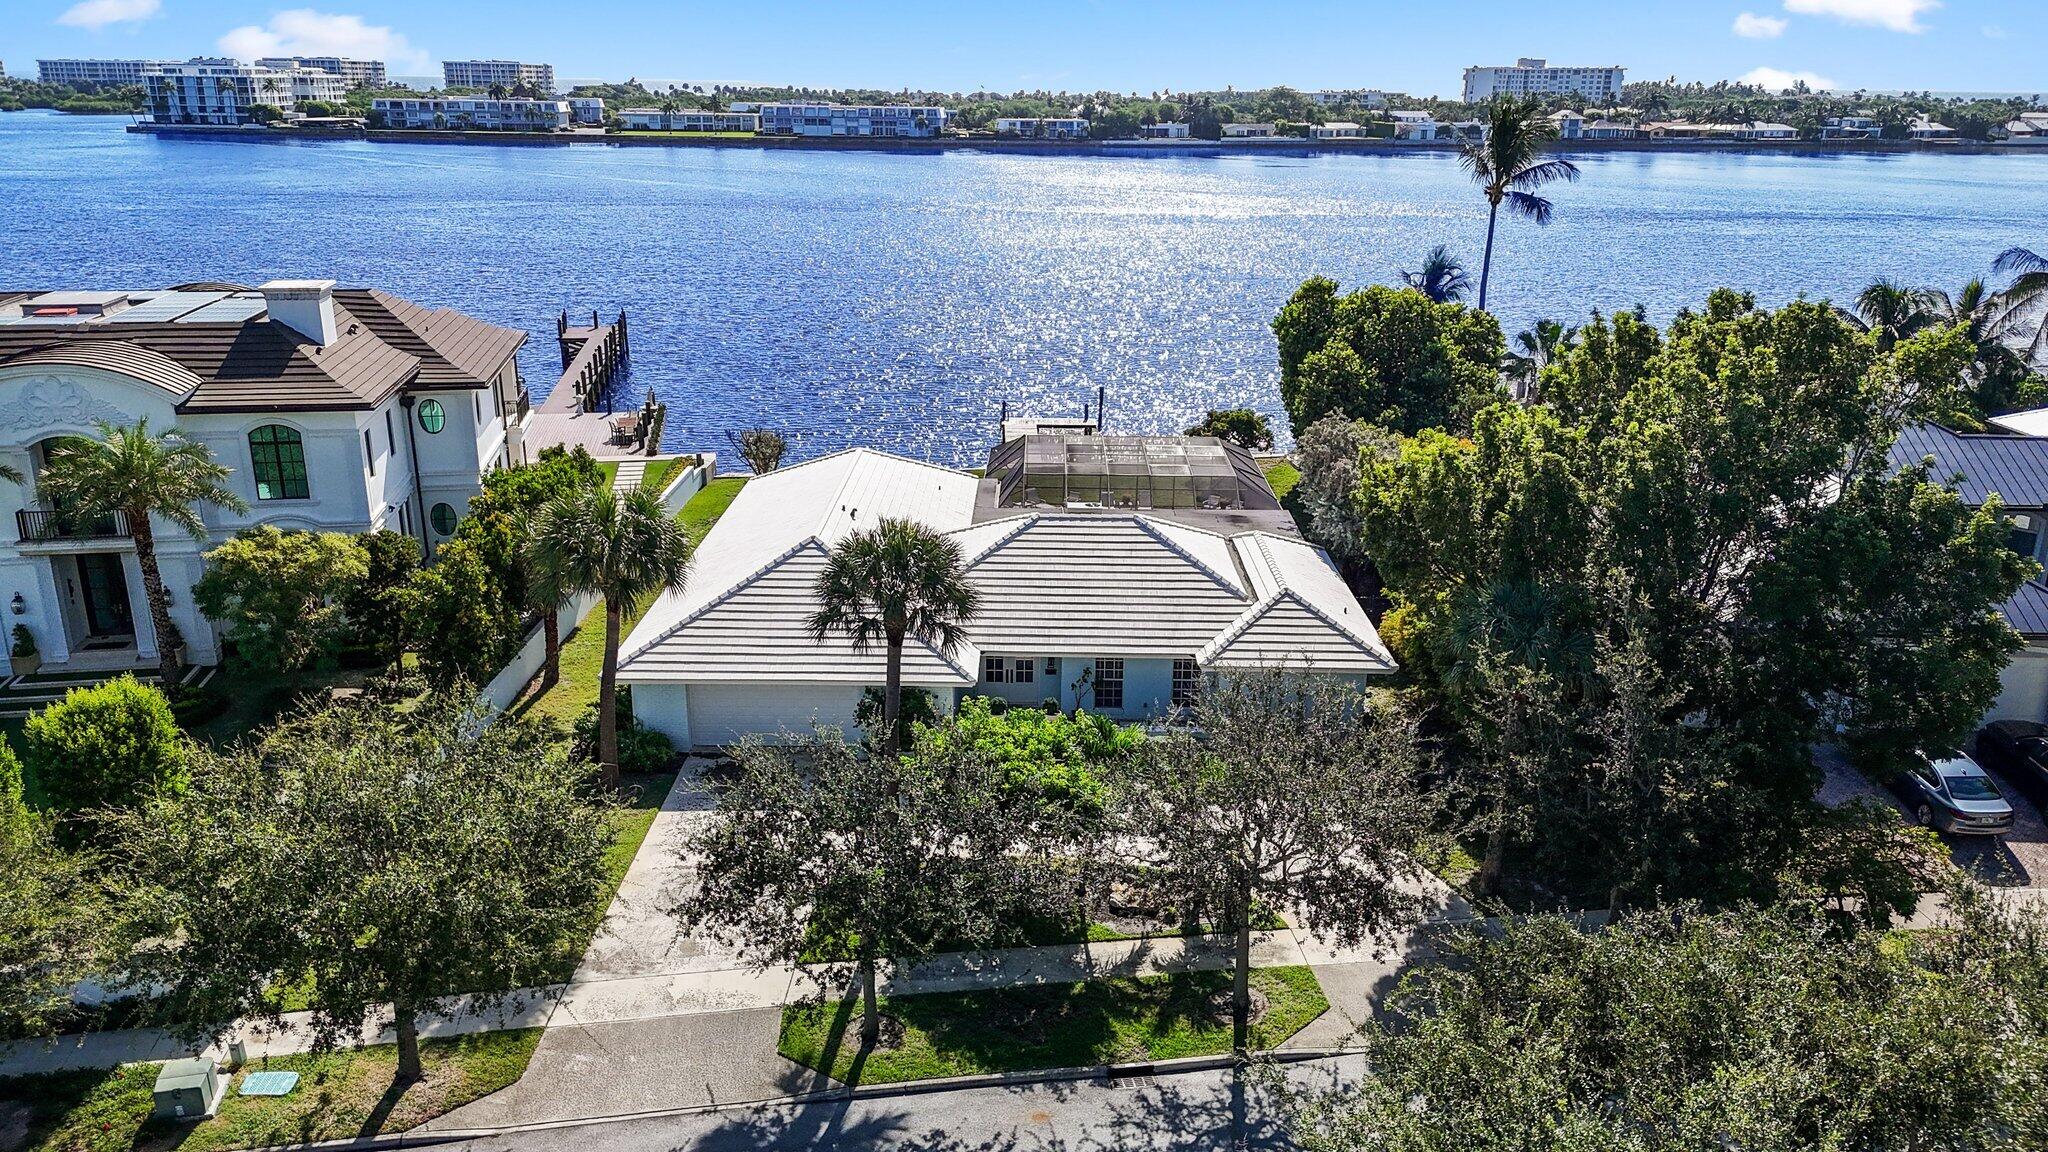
[
  {"left": 0, "top": 340, "right": 203, "bottom": 396},
  {"left": 1890, "top": 423, "right": 2048, "bottom": 509}
]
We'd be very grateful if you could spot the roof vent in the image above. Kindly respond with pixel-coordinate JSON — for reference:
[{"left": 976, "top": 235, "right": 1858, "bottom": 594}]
[{"left": 259, "top": 279, "right": 339, "bottom": 347}]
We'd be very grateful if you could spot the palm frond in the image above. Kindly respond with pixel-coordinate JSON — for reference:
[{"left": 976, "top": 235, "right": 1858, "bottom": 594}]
[
  {"left": 1510, "top": 159, "right": 1581, "bottom": 189},
  {"left": 1993, "top": 247, "right": 2047, "bottom": 277},
  {"left": 1504, "top": 190, "right": 1554, "bottom": 224}
]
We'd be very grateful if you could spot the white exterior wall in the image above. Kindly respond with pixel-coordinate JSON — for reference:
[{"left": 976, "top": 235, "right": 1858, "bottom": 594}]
[{"left": 1988, "top": 646, "right": 2048, "bottom": 725}]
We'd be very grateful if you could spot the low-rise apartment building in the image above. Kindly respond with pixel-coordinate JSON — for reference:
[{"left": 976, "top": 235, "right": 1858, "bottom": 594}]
[
  {"left": 0, "top": 280, "right": 534, "bottom": 670},
  {"left": 614, "top": 108, "right": 760, "bottom": 132},
  {"left": 37, "top": 58, "right": 174, "bottom": 87},
  {"left": 757, "top": 102, "right": 949, "bottom": 138},
  {"left": 992, "top": 116, "right": 1090, "bottom": 138},
  {"left": 1462, "top": 58, "right": 1625, "bottom": 103},
  {"left": 255, "top": 56, "right": 386, "bottom": 87},
  {"left": 144, "top": 60, "right": 350, "bottom": 126},
  {"left": 567, "top": 97, "right": 606, "bottom": 124},
  {"left": 441, "top": 60, "right": 556, "bottom": 93},
  {"left": 373, "top": 97, "right": 571, "bottom": 131}
]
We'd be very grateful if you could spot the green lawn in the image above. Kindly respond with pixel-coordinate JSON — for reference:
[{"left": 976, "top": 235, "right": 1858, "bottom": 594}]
[
  {"left": 779, "top": 967, "right": 1328, "bottom": 1085},
  {"left": 1260, "top": 457, "right": 1301, "bottom": 501},
  {"left": 0, "top": 1028, "right": 539, "bottom": 1152},
  {"left": 509, "top": 476, "right": 745, "bottom": 742}
]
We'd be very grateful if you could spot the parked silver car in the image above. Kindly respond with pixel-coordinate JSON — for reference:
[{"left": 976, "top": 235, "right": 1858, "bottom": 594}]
[{"left": 1889, "top": 751, "right": 2015, "bottom": 836}]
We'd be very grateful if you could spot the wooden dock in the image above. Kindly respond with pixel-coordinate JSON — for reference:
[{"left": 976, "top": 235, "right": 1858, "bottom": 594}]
[
  {"left": 527, "top": 309, "right": 669, "bottom": 458},
  {"left": 545, "top": 309, "right": 630, "bottom": 415}
]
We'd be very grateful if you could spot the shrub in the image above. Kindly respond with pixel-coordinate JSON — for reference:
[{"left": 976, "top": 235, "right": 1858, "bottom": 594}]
[
  {"left": 23, "top": 675, "right": 185, "bottom": 821},
  {"left": 571, "top": 689, "right": 675, "bottom": 775},
  {"left": 167, "top": 685, "right": 231, "bottom": 730},
  {"left": 194, "top": 527, "right": 370, "bottom": 674},
  {"left": 0, "top": 740, "right": 21, "bottom": 805},
  {"left": 341, "top": 530, "right": 421, "bottom": 667},
  {"left": 913, "top": 697, "right": 1140, "bottom": 817},
  {"left": 854, "top": 686, "right": 941, "bottom": 751},
  {"left": 1184, "top": 407, "right": 1275, "bottom": 451},
  {"left": 401, "top": 538, "right": 522, "bottom": 688},
  {"left": 10, "top": 624, "right": 35, "bottom": 659}
]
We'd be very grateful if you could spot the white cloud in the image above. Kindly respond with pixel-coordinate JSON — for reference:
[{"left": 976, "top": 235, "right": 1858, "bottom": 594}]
[
  {"left": 1740, "top": 66, "right": 1838, "bottom": 91},
  {"left": 218, "top": 9, "right": 428, "bottom": 71},
  {"left": 55, "top": 0, "right": 160, "bottom": 29},
  {"left": 1783, "top": 0, "right": 1940, "bottom": 34},
  {"left": 1733, "top": 12, "right": 1789, "bottom": 37}
]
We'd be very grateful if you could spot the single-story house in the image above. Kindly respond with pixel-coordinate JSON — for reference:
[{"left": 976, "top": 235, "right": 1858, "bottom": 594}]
[
  {"left": 1892, "top": 421, "right": 2048, "bottom": 724},
  {"left": 618, "top": 439, "right": 1395, "bottom": 748}
]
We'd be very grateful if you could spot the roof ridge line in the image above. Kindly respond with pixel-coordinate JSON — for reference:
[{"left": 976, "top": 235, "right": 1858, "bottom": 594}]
[
  {"left": 952, "top": 514, "right": 1041, "bottom": 570},
  {"left": 1132, "top": 515, "right": 1246, "bottom": 598}
]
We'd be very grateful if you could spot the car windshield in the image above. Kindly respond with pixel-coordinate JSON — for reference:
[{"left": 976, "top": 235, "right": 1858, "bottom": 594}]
[{"left": 1945, "top": 775, "right": 2004, "bottom": 802}]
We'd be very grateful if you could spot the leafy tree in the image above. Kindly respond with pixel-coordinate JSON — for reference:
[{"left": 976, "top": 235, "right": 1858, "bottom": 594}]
[
  {"left": 400, "top": 538, "right": 522, "bottom": 688},
  {"left": 193, "top": 527, "right": 370, "bottom": 674},
  {"left": 1270, "top": 891, "right": 2048, "bottom": 1151},
  {"left": 1272, "top": 280, "right": 1505, "bottom": 438},
  {"left": 1397, "top": 244, "right": 1471, "bottom": 304},
  {"left": 1287, "top": 415, "right": 1395, "bottom": 570},
  {"left": 457, "top": 448, "right": 604, "bottom": 686},
  {"left": 0, "top": 751, "right": 112, "bottom": 1036},
  {"left": 37, "top": 420, "right": 247, "bottom": 685},
  {"left": 736, "top": 428, "right": 787, "bottom": 475},
  {"left": 341, "top": 530, "right": 421, "bottom": 668},
  {"left": 1459, "top": 96, "right": 1580, "bottom": 311},
  {"left": 23, "top": 675, "right": 186, "bottom": 829},
  {"left": 808, "top": 517, "right": 978, "bottom": 760},
  {"left": 1358, "top": 293, "right": 2029, "bottom": 904},
  {"left": 1118, "top": 668, "right": 1434, "bottom": 1054},
  {"left": 106, "top": 693, "right": 611, "bottom": 1081},
  {"left": 678, "top": 723, "right": 1081, "bottom": 1045},
  {"left": 527, "top": 487, "right": 692, "bottom": 785},
  {"left": 1183, "top": 408, "right": 1274, "bottom": 451}
]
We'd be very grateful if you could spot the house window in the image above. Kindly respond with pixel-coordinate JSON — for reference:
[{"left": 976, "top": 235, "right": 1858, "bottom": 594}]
[
  {"left": 983, "top": 654, "right": 1009, "bottom": 684},
  {"left": 430, "top": 502, "right": 458, "bottom": 536},
  {"left": 1172, "top": 659, "right": 1200, "bottom": 707},
  {"left": 1010, "top": 658, "right": 1035, "bottom": 684},
  {"left": 2011, "top": 513, "right": 2040, "bottom": 561},
  {"left": 364, "top": 428, "right": 376, "bottom": 474},
  {"left": 248, "top": 424, "right": 309, "bottom": 500},
  {"left": 1093, "top": 659, "right": 1124, "bottom": 711},
  {"left": 418, "top": 399, "right": 445, "bottom": 434}
]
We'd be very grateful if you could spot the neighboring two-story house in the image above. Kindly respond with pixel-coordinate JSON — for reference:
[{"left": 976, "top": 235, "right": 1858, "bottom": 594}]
[
  {"left": 0, "top": 280, "right": 532, "bottom": 670},
  {"left": 618, "top": 434, "right": 1393, "bottom": 749}
]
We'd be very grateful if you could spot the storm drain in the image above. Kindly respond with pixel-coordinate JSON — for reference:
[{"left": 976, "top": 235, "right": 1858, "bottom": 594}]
[{"left": 1106, "top": 1064, "right": 1158, "bottom": 1088}]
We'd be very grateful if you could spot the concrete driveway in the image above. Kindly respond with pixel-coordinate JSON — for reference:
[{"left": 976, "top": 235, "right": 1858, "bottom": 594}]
[{"left": 1815, "top": 745, "right": 2048, "bottom": 887}]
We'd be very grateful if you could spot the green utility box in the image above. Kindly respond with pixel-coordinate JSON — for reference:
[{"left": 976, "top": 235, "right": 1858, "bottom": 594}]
[{"left": 151, "top": 1057, "right": 224, "bottom": 1121}]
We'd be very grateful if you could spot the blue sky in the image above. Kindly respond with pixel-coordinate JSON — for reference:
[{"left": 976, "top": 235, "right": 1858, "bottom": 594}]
[{"left": 18, "top": 0, "right": 2042, "bottom": 97}]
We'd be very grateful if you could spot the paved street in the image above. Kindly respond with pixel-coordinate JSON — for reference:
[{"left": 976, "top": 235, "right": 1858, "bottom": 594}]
[
  {"left": 1815, "top": 744, "right": 2048, "bottom": 887},
  {"left": 431, "top": 1055, "right": 1367, "bottom": 1152}
]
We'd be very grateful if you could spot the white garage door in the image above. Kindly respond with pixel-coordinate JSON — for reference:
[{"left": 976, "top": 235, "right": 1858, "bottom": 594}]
[
  {"left": 1985, "top": 648, "right": 2048, "bottom": 726},
  {"left": 686, "top": 683, "right": 868, "bottom": 747}
]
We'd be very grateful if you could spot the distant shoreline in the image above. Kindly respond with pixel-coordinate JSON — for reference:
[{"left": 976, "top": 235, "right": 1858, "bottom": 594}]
[{"left": 117, "top": 121, "right": 2048, "bottom": 157}]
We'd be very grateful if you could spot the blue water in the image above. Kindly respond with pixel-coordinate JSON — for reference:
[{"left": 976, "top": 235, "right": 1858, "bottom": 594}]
[{"left": 4, "top": 111, "right": 2045, "bottom": 463}]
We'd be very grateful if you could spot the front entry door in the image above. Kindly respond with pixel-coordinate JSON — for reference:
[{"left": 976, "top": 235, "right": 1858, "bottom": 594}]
[{"left": 77, "top": 554, "right": 135, "bottom": 640}]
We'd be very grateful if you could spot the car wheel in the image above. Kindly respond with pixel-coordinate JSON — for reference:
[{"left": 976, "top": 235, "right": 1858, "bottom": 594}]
[{"left": 1915, "top": 803, "right": 1935, "bottom": 828}]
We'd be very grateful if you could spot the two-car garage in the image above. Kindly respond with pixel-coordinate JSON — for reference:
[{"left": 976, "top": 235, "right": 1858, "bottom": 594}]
[{"left": 625, "top": 682, "right": 872, "bottom": 751}]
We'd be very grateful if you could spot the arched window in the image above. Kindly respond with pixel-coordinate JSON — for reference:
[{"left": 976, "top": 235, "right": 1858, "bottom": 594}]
[
  {"left": 417, "top": 399, "right": 445, "bottom": 434},
  {"left": 248, "top": 425, "right": 309, "bottom": 500},
  {"left": 430, "top": 502, "right": 458, "bottom": 536}
]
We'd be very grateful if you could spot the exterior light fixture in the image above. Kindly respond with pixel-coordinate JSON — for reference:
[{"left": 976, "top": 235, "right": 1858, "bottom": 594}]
[{"left": 9, "top": 593, "right": 23, "bottom": 615}]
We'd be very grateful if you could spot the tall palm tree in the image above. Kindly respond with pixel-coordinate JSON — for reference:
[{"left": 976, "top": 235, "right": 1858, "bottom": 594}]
[
  {"left": 1993, "top": 247, "right": 2048, "bottom": 364},
  {"left": 1461, "top": 97, "right": 1581, "bottom": 312},
  {"left": 1854, "top": 278, "right": 1937, "bottom": 350},
  {"left": 1398, "top": 245, "right": 1472, "bottom": 304},
  {"left": 37, "top": 420, "right": 247, "bottom": 685},
  {"left": 527, "top": 487, "right": 692, "bottom": 787},
  {"left": 807, "top": 518, "right": 978, "bottom": 760}
]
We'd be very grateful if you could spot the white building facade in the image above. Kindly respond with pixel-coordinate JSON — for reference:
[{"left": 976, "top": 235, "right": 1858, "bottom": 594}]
[
  {"left": 1462, "top": 58, "right": 1625, "bottom": 103},
  {"left": 255, "top": 56, "right": 387, "bottom": 87},
  {"left": 373, "top": 97, "right": 571, "bottom": 130},
  {"left": 0, "top": 281, "right": 532, "bottom": 671},
  {"left": 614, "top": 108, "right": 760, "bottom": 132},
  {"left": 441, "top": 60, "right": 556, "bottom": 93},
  {"left": 756, "top": 102, "right": 949, "bottom": 137},
  {"left": 992, "top": 117, "right": 1090, "bottom": 138},
  {"left": 144, "top": 60, "right": 349, "bottom": 125},
  {"left": 37, "top": 59, "right": 174, "bottom": 87}
]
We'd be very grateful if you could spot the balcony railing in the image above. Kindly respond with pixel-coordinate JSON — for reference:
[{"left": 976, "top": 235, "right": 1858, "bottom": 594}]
[{"left": 16, "top": 509, "right": 130, "bottom": 543}]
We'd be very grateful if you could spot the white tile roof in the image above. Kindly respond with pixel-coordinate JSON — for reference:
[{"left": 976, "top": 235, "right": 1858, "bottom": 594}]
[{"left": 619, "top": 448, "right": 1395, "bottom": 684}]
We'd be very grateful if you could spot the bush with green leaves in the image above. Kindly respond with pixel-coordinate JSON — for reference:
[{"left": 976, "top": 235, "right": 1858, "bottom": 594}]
[
  {"left": 854, "top": 685, "right": 941, "bottom": 751},
  {"left": 341, "top": 530, "right": 421, "bottom": 666},
  {"left": 1183, "top": 407, "right": 1275, "bottom": 451},
  {"left": 400, "top": 538, "right": 522, "bottom": 688},
  {"left": 570, "top": 688, "right": 676, "bottom": 775},
  {"left": 194, "top": 526, "right": 370, "bottom": 674},
  {"left": 917, "top": 696, "right": 1139, "bottom": 816},
  {"left": 23, "top": 675, "right": 186, "bottom": 822}
]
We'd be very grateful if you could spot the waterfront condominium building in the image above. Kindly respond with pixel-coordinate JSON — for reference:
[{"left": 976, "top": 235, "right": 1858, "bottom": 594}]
[
  {"left": 372, "top": 96, "right": 571, "bottom": 131},
  {"left": 144, "top": 60, "right": 350, "bottom": 126},
  {"left": 441, "top": 60, "right": 556, "bottom": 93},
  {"left": 991, "top": 116, "right": 1090, "bottom": 139},
  {"left": 756, "top": 102, "right": 949, "bottom": 138},
  {"left": 1461, "top": 59, "right": 1626, "bottom": 103},
  {"left": 614, "top": 108, "right": 761, "bottom": 132},
  {"left": 37, "top": 58, "right": 176, "bottom": 87},
  {"left": 255, "top": 56, "right": 387, "bottom": 87},
  {"left": 0, "top": 280, "right": 534, "bottom": 670}
]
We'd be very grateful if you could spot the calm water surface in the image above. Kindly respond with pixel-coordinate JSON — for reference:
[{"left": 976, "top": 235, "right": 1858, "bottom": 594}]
[{"left": 3, "top": 112, "right": 2044, "bottom": 462}]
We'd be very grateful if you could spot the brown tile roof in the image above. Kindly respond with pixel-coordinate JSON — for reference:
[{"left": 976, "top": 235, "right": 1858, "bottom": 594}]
[{"left": 0, "top": 287, "right": 526, "bottom": 413}]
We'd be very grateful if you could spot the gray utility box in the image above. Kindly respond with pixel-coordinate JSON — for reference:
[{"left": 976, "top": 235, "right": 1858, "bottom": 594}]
[{"left": 151, "top": 1057, "right": 224, "bottom": 1121}]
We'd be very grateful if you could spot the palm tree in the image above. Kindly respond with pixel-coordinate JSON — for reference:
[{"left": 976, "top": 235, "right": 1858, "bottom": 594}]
[
  {"left": 1854, "top": 278, "right": 1937, "bottom": 349},
  {"left": 1503, "top": 319, "right": 1578, "bottom": 402},
  {"left": 1993, "top": 247, "right": 2048, "bottom": 364},
  {"left": 37, "top": 420, "right": 247, "bottom": 685},
  {"left": 527, "top": 487, "right": 692, "bottom": 787},
  {"left": 1461, "top": 97, "right": 1581, "bottom": 312},
  {"left": 1398, "top": 245, "right": 1472, "bottom": 304},
  {"left": 807, "top": 518, "right": 978, "bottom": 760}
]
